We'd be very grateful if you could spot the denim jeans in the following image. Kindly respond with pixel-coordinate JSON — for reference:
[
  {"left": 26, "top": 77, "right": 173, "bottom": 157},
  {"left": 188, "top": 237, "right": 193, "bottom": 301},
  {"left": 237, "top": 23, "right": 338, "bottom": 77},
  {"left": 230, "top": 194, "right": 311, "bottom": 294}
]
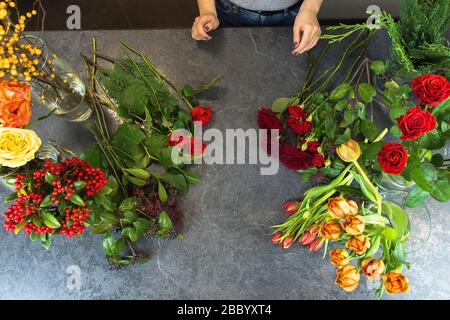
[{"left": 216, "top": 0, "right": 301, "bottom": 27}]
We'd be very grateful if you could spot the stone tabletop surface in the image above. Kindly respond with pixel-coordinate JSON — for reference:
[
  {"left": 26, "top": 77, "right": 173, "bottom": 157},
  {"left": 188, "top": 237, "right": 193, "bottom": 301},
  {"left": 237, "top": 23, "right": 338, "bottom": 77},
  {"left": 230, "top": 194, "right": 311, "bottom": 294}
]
[{"left": 0, "top": 28, "right": 449, "bottom": 300}]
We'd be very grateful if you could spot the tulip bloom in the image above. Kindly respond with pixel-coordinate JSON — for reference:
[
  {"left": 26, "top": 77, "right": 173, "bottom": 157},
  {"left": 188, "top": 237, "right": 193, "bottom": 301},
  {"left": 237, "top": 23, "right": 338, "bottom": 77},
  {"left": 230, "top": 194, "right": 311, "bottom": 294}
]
[
  {"left": 282, "top": 200, "right": 300, "bottom": 215},
  {"left": 346, "top": 235, "right": 371, "bottom": 255},
  {"left": 335, "top": 265, "right": 360, "bottom": 292},
  {"left": 308, "top": 238, "right": 323, "bottom": 252},
  {"left": 361, "top": 258, "right": 385, "bottom": 279},
  {"left": 342, "top": 215, "right": 365, "bottom": 235},
  {"left": 383, "top": 271, "right": 410, "bottom": 294},
  {"left": 319, "top": 220, "right": 343, "bottom": 241},
  {"left": 281, "top": 236, "right": 295, "bottom": 249},
  {"left": 327, "top": 197, "right": 358, "bottom": 219},
  {"left": 329, "top": 248, "right": 350, "bottom": 267},
  {"left": 271, "top": 231, "right": 283, "bottom": 244},
  {"left": 336, "top": 139, "right": 361, "bottom": 162},
  {"left": 300, "top": 224, "right": 319, "bottom": 245}
]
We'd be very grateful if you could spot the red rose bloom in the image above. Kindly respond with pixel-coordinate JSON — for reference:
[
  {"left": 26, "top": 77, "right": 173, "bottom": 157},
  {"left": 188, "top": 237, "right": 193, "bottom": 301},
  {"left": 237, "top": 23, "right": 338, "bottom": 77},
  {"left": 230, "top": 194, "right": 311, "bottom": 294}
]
[
  {"left": 307, "top": 141, "right": 320, "bottom": 152},
  {"left": 411, "top": 74, "right": 450, "bottom": 107},
  {"left": 191, "top": 106, "right": 213, "bottom": 125},
  {"left": 257, "top": 108, "right": 283, "bottom": 132},
  {"left": 311, "top": 153, "right": 325, "bottom": 168},
  {"left": 397, "top": 105, "right": 436, "bottom": 140},
  {"left": 280, "top": 144, "right": 313, "bottom": 170},
  {"left": 286, "top": 105, "right": 313, "bottom": 135},
  {"left": 377, "top": 142, "right": 408, "bottom": 174}
]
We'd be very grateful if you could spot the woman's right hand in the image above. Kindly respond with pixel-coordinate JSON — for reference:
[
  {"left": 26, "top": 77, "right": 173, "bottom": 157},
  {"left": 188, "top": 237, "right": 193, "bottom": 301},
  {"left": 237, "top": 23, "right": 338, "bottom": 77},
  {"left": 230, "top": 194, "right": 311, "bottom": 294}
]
[{"left": 192, "top": 14, "right": 220, "bottom": 41}]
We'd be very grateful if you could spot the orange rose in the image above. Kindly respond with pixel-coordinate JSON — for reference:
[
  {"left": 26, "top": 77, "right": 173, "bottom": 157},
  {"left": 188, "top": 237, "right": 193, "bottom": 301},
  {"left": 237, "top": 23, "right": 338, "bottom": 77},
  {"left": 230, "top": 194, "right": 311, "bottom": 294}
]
[
  {"left": 346, "top": 235, "right": 370, "bottom": 255},
  {"left": 361, "top": 258, "right": 385, "bottom": 278},
  {"left": 0, "top": 81, "right": 32, "bottom": 128},
  {"left": 342, "top": 215, "right": 365, "bottom": 235},
  {"left": 329, "top": 248, "right": 350, "bottom": 267},
  {"left": 383, "top": 271, "right": 410, "bottom": 294},
  {"left": 319, "top": 220, "right": 343, "bottom": 240},
  {"left": 335, "top": 265, "right": 360, "bottom": 292}
]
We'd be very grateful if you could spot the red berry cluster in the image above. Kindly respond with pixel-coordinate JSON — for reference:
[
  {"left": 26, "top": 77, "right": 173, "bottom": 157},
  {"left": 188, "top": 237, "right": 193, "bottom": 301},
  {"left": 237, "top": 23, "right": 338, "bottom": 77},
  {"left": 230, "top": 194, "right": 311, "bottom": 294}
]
[
  {"left": 3, "top": 157, "right": 107, "bottom": 239},
  {"left": 59, "top": 207, "right": 90, "bottom": 238}
]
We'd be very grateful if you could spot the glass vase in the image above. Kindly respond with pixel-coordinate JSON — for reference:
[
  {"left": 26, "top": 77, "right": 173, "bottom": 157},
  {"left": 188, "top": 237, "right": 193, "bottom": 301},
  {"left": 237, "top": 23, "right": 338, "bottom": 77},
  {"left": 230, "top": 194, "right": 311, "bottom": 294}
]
[
  {"left": 26, "top": 36, "right": 92, "bottom": 122},
  {"left": 377, "top": 173, "right": 432, "bottom": 255}
]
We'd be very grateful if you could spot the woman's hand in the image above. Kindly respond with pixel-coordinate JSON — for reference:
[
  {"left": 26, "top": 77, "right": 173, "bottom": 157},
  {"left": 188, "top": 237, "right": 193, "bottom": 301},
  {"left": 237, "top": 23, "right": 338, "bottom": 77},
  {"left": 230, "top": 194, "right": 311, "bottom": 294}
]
[
  {"left": 192, "top": 13, "right": 220, "bottom": 41},
  {"left": 292, "top": 6, "right": 321, "bottom": 55}
]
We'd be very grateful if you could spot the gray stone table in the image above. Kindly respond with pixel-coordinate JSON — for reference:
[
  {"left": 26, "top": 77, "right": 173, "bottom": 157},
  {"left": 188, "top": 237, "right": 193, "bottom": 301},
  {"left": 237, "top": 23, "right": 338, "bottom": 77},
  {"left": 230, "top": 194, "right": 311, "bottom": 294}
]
[{"left": 1, "top": 28, "right": 449, "bottom": 300}]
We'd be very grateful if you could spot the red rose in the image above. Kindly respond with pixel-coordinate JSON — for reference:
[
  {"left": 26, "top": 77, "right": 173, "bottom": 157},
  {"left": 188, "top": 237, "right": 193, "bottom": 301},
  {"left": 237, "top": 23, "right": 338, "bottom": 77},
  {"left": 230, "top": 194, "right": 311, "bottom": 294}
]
[
  {"left": 411, "top": 74, "right": 450, "bottom": 106},
  {"left": 167, "top": 132, "right": 186, "bottom": 147},
  {"left": 377, "top": 142, "right": 408, "bottom": 174},
  {"left": 397, "top": 105, "right": 436, "bottom": 140},
  {"left": 257, "top": 108, "right": 283, "bottom": 131},
  {"left": 191, "top": 106, "right": 213, "bottom": 125},
  {"left": 280, "top": 144, "right": 313, "bottom": 170},
  {"left": 286, "top": 105, "right": 313, "bottom": 135},
  {"left": 307, "top": 141, "right": 320, "bottom": 152},
  {"left": 311, "top": 153, "right": 325, "bottom": 168}
]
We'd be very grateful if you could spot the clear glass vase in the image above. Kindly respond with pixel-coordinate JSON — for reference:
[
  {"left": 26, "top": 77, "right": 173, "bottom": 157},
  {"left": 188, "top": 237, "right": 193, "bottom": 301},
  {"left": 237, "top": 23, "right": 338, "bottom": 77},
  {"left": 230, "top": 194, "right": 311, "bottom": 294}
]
[
  {"left": 26, "top": 36, "right": 92, "bottom": 122},
  {"left": 377, "top": 173, "right": 432, "bottom": 255}
]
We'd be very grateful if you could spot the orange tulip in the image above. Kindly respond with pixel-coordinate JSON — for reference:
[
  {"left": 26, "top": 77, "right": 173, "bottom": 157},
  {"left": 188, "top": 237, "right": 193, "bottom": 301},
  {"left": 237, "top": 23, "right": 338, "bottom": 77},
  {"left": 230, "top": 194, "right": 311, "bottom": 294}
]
[
  {"left": 319, "top": 220, "right": 343, "bottom": 241},
  {"left": 346, "top": 235, "right": 370, "bottom": 255},
  {"left": 361, "top": 258, "right": 385, "bottom": 279},
  {"left": 327, "top": 197, "right": 358, "bottom": 219},
  {"left": 383, "top": 271, "right": 410, "bottom": 294},
  {"left": 0, "top": 81, "right": 32, "bottom": 128},
  {"left": 342, "top": 215, "right": 365, "bottom": 235},
  {"left": 329, "top": 248, "right": 350, "bottom": 267},
  {"left": 335, "top": 265, "right": 360, "bottom": 292},
  {"left": 336, "top": 139, "right": 361, "bottom": 162}
]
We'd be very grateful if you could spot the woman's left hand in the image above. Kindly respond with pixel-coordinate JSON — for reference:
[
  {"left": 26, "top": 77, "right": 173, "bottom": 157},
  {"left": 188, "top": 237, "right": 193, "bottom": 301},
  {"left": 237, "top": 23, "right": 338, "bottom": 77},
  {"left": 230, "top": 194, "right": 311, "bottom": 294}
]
[{"left": 292, "top": 7, "right": 321, "bottom": 55}]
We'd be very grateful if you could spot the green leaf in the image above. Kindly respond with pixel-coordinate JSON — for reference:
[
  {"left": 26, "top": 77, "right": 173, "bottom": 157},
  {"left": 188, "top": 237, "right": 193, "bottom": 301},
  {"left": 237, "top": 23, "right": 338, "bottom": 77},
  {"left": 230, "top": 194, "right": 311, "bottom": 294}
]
[
  {"left": 431, "top": 154, "right": 444, "bottom": 167},
  {"left": 343, "top": 110, "right": 355, "bottom": 125},
  {"left": 14, "top": 220, "right": 27, "bottom": 235},
  {"left": 271, "top": 97, "right": 291, "bottom": 113},
  {"left": 419, "top": 129, "right": 446, "bottom": 150},
  {"left": 431, "top": 97, "right": 450, "bottom": 117},
  {"left": 32, "top": 216, "right": 42, "bottom": 228},
  {"left": 360, "top": 119, "right": 379, "bottom": 141},
  {"left": 118, "top": 84, "right": 149, "bottom": 116},
  {"left": 158, "top": 181, "right": 168, "bottom": 202},
  {"left": 161, "top": 172, "right": 188, "bottom": 193},
  {"left": 182, "top": 171, "right": 200, "bottom": 184},
  {"left": 431, "top": 180, "right": 450, "bottom": 202},
  {"left": 358, "top": 83, "right": 376, "bottom": 104},
  {"left": 41, "top": 234, "right": 52, "bottom": 249},
  {"left": 123, "top": 168, "right": 150, "bottom": 180},
  {"left": 126, "top": 175, "right": 147, "bottom": 187},
  {"left": 40, "top": 194, "right": 53, "bottom": 208},
  {"left": 380, "top": 227, "right": 398, "bottom": 241},
  {"left": 5, "top": 192, "right": 18, "bottom": 202},
  {"left": 353, "top": 173, "right": 378, "bottom": 204},
  {"left": 69, "top": 194, "right": 84, "bottom": 206},
  {"left": 370, "top": 60, "right": 385, "bottom": 75},
  {"left": 103, "top": 234, "right": 125, "bottom": 256},
  {"left": 42, "top": 211, "right": 61, "bottom": 228},
  {"left": 411, "top": 163, "right": 437, "bottom": 193},
  {"left": 382, "top": 202, "right": 409, "bottom": 240},
  {"left": 389, "top": 107, "right": 407, "bottom": 120},
  {"left": 123, "top": 210, "right": 138, "bottom": 223},
  {"left": 74, "top": 180, "right": 87, "bottom": 190},
  {"left": 390, "top": 125, "right": 402, "bottom": 137},
  {"left": 158, "top": 211, "right": 173, "bottom": 231},
  {"left": 119, "top": 197, "right": 138, "bottom": 211},
  {"left": 330, "top": 83, "right": 352, "bottom": 100},
  {"left": 405, "top": 186, "right": 429, "bottom": 208},
  {"left": 365, "top": 235, "right": 381, "bottom": 257},
  {"left": 45, "top": 172, "right": 55, "bottom": 184},
  {"left": 91, "top": 223, "right": 113, "bottom": 234},
  {"left": 80, "top": 145, "right": 104, "bottom": 169},
  {"left": 134, "top": 218, "right": 150, "bottom": 235}
]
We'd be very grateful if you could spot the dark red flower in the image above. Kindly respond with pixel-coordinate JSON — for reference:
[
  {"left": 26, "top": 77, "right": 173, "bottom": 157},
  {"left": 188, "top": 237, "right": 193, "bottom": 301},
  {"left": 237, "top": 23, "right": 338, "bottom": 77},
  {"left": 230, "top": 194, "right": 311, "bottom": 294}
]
[
  {"left": 167, "top": 132, "right": 186, "bottom": 147},
  {"left": 311, "top": 153, "right": 325, "bottom": 168},
  {"left": 377, "top": 142, "right": 408, "bottom": 175},
  {"left": 397, "top": 105, "right": 436, "bottom": 140},
  {"left": 280, "top": 144, "right": 313, "bottom": 170},
  {"left": 191, "top": 106, "right": 213, "bottom": 125},
  {"left": 411, "top": 74, "right": 450, "bottom": 107},
  {"left": 257, "top": 108, "right": 283, "bottom": 131},
  {"left": 307, "top": 141, "right": 320, "bottom": 152},
  {"left": 286, "top": 105, "right": 313, "bottom": 135}
]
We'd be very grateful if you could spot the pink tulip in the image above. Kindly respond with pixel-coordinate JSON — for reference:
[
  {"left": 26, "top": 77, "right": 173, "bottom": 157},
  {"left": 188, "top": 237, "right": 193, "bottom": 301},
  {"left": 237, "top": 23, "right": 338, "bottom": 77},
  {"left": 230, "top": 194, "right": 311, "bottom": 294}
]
[{"left": 282, "top": 200, "right": 301, "bottom": 215}]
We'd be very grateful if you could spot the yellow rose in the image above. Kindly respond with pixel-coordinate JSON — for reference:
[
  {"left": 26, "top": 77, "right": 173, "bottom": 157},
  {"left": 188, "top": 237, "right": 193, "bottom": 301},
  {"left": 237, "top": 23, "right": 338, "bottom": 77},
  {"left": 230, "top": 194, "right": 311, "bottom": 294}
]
[{"left": 0, "top": 127, "right": 41, "bottom": 168}]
